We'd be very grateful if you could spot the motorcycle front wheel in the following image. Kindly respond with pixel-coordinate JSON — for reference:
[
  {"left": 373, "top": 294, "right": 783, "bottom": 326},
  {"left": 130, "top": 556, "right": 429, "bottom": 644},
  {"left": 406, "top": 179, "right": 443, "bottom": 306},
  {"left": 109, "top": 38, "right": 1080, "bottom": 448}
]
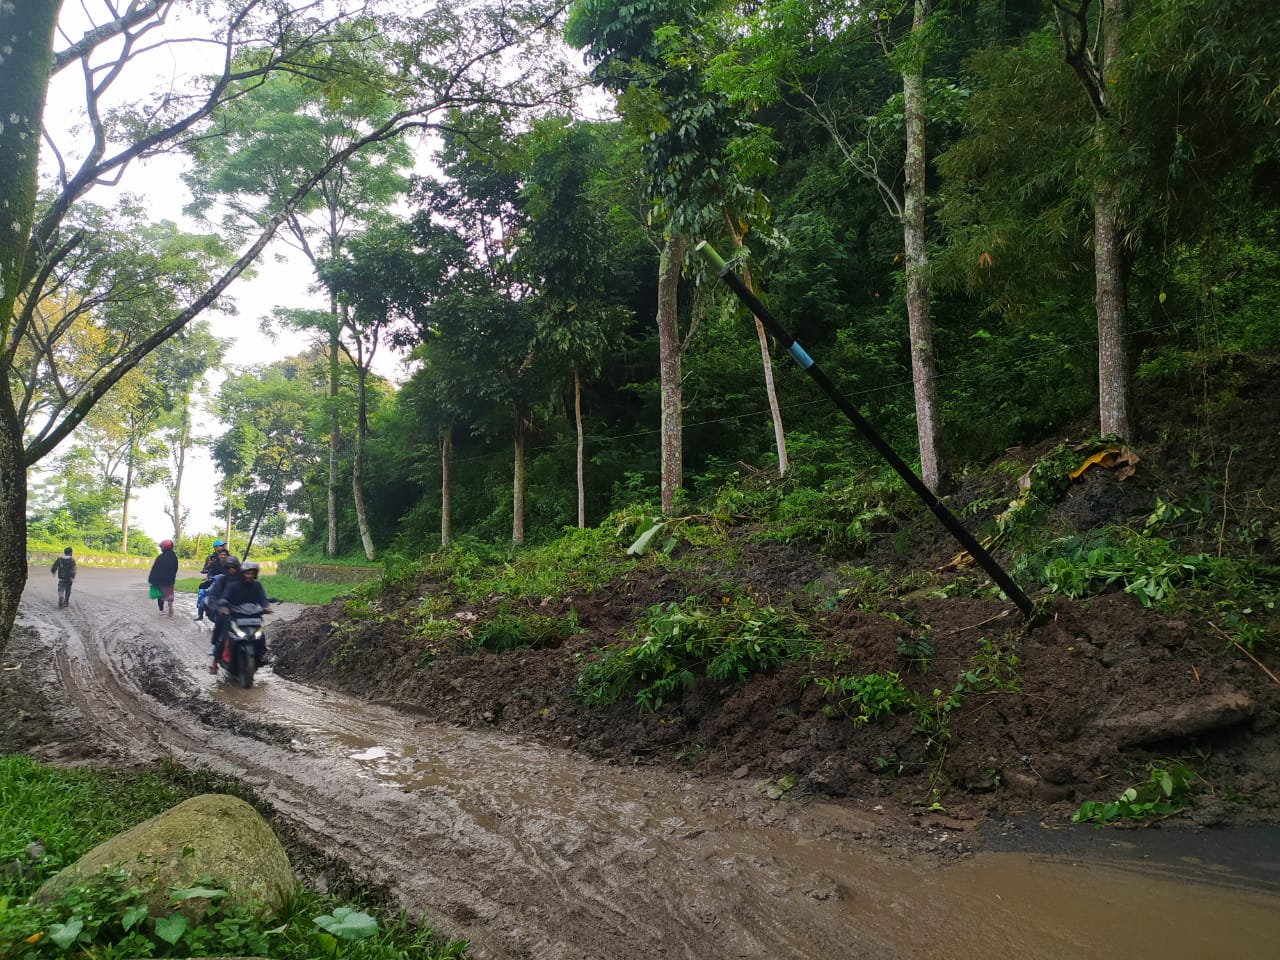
[{"left": 236, "top": 648, "right": 256, "bottom": 689}]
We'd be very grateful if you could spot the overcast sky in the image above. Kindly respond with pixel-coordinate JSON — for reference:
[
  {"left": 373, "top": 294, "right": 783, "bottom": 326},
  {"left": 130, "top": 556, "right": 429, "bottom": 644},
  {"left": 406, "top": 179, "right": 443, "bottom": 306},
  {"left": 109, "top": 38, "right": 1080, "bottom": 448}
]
[{"left": 41, "top": 4, "right": 413, "bottom": 543}]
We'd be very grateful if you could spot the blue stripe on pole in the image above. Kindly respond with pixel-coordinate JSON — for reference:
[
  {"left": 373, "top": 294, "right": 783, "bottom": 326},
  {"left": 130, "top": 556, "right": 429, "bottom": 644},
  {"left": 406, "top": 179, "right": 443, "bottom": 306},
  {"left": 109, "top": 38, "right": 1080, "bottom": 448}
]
[{"left": 788, "top": 342, "right": 815, "bottom": 369}]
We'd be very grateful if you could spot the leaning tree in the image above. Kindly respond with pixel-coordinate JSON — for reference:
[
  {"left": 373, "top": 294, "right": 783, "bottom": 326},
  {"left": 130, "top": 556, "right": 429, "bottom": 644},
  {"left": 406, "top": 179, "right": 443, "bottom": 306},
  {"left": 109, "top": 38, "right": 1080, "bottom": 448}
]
[{"left": 0, "top": 0, "right": 576, "bottom": 651}]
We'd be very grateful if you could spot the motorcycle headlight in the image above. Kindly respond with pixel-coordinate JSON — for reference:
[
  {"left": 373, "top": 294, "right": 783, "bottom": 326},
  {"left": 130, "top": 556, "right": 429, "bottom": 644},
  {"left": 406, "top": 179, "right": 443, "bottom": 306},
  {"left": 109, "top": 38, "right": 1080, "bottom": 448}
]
[{"left": 230, "top": 623, "right": 246, "bottom": 638}]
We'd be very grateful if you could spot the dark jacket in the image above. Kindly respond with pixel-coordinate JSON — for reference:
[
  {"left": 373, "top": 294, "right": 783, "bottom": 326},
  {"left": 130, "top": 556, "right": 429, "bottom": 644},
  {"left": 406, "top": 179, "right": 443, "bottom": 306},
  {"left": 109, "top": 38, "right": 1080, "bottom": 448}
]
[
  {"left": 147, "top": 549, "right": 179, "bottom": 587},
  {"left": 212, "top": 576, "right": 268, "bottom": 612},
  {"left": 51, "top": 556, "right": 77, "bottom": 581}
]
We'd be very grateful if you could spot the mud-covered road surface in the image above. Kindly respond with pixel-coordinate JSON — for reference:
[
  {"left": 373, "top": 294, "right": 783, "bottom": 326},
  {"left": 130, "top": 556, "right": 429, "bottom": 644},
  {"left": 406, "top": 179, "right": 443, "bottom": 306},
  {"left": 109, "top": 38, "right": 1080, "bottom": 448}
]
[{"left": 10, "top": 567, "right": 1280, "bottom": 959}]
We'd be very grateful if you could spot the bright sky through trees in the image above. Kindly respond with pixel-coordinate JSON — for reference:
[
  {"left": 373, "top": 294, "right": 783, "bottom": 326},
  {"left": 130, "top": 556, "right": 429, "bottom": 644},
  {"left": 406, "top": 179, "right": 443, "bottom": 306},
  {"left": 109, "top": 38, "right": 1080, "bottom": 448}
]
[{"left": 37, "top": 4, "right": 414, "bottom": 541}]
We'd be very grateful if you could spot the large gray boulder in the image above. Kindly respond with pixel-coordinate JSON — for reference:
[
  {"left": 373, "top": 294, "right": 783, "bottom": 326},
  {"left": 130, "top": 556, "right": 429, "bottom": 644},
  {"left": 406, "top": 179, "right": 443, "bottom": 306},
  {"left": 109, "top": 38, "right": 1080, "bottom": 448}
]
[{"left": 35, "top": 793, "right": 295, "bottom": 919}]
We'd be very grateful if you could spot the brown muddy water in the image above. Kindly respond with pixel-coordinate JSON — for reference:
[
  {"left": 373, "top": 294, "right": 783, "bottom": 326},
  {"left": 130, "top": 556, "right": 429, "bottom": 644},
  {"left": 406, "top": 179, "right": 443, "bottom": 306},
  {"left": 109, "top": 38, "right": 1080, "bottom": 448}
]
[{"left": 14, "top": 568, "right": 1280, "bottom": 959}]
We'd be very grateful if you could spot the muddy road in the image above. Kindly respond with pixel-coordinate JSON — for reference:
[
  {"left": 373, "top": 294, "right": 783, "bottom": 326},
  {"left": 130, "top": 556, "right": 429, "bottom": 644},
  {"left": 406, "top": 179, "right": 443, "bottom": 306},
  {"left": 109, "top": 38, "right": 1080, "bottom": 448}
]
[{"left": 12, "top": 567, "right": 1280, "bottom": 958}]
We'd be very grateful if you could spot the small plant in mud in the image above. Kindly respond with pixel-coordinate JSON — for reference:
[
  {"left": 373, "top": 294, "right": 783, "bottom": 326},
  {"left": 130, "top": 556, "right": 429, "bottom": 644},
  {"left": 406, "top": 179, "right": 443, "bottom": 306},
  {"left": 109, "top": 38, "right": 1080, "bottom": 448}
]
[
  {"left": 895, "top": 633, "right": 935, "bottom": 673},
  {"left": 474, "top": 606, "right": 579, "bottom": 654},
  {"left": 575, "top": 600, "right": 809, "bottom": 711},
  {"left": 339, "top": 595, "right": 385, "bottom": 622},
  {"left": 1072, "top": 763, "right": 1202, "bottom": 826},
  {"left": 413, "top": 616, "right": 472, "bottom": 667},
  {"left": 912, "top": 637, "right": 1021, "bottom": 762},
  {"left": 960, "top": 637, "right": 1021, "bottom": 693},
  {"left": 828, "top": 566, "right": 936, "bottom": 610},
  {"left": 815, "top": 671, "right": 917, "bottom": 725},
  {"left": 1214, "top": 599, "right": 1278, "bottom": 654}
]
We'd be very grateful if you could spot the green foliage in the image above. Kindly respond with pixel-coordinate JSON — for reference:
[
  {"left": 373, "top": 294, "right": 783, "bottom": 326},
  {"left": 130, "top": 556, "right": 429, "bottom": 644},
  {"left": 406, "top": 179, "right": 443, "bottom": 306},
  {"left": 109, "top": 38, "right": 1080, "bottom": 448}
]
[
  {"left": 895, "top": 634, "right": 935, "bottom": 673},
  {"left": 575, "top": 600, "right": 808, "bottom": 711},
  {"left": 1072, "top": 764, "right": 1200, "bottom": 826},
  {"left": 1025, "top": 529, "right": 1227, "bottom": 608},
  {"left": 453, "top": 527, "right": 627, "bottom": 602},
  {"left": 475, "top": 606, "right": 579, "bottom": 654},
  {"left": 0, "top": 757, "right": 465, "bottom": 960},
  {"left": 771, "top": 484, "right": 894, "bottom": 551},
  {"left": 815, "top": 671, "right": 916, "bottom": 725}
]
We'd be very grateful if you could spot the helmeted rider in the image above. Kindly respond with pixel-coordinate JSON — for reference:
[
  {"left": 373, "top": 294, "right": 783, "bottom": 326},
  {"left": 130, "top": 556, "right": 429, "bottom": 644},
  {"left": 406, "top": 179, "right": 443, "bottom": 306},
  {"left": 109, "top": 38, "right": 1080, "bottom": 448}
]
[{"left": 207, "top": 559, "right": 272, "bottom": 674}]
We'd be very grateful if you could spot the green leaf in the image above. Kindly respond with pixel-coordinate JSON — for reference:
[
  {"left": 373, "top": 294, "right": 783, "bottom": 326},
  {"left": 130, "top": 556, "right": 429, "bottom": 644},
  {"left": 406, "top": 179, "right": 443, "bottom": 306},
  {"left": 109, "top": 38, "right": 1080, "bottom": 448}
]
[
  {"left": 314, "top": 930, "right": 339, "bottom": 956},
  {"left": 626, "top": 521, "right": 666, "bottom": 556},
  {"left": 122, "top": 903, "right": 149, "bottom": 931},
  {"left": 170, "top": 885, "right": 227, "bottom": 901},
  {"left": 154, "top": 914, "right": 188, "bottom": 945},
  {"left": 49, "top": 918, "right": 84, "bottom": 949},
  {"left": 314, "top": 906, "right": 379, "bottom": 940}
]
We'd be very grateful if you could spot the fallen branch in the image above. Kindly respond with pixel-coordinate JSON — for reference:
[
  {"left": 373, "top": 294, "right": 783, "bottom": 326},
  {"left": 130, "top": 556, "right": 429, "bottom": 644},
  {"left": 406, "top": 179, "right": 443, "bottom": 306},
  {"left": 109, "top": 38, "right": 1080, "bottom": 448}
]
[
  {"left": 1230, "top": 641, "right": 1280, "bottom": 687},
  {"left": 1210, "top": 622, "right": 1280, "bottom": 686},
  {"left": 934, "top": 609, "right": 1012, "bottom": 639}
]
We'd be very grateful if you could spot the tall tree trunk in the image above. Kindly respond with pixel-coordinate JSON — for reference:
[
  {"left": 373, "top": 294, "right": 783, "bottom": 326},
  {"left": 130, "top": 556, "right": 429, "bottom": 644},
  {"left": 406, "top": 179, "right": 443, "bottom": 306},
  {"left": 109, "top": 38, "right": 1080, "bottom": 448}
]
[
  {"left": 1093, "top": 0, "right": 1133, "bottom": 439},
  {"left": 574, "top": 367, "right": 585, "bottom": 528},
  {"left": 903, "top": 0, "right": 948, "bottom": 494},
  {"left": 1058, "top": 0, "right": 1135, "bottom": 438},
  {"left": 0, "top": 396, "right": 28, "bottom": 647},
  {"left": 440, "top": 425, "right": 453, "bottom": 549},
  {"left": 224, "top": 490, "right": 234, "bottom": 545},
  {"left": 657, "top": 232, "right": 685, "bottom": 515},
  {"left": 121, "top": 428, "right": 137, "bottom": 555},
  {"left": 0, "top": 0, "right": 62, "bottom": 650},
  {"left": 1093, "top": 187, "right": 1133, "bottom": 438},
  {"left": 724, "top": 216, "right": 788, "bottom": 477},
  {"left": 512, "top": 409, "right": 526, "bottom": 544},
  {"left": 352, "top": 365, "right": 375, "bottom": 560},
  {"left": 327, "top": 316, "right": 340, "bottom": 556},
  {"left": 169, "top": 403, "right": 190, "bottom": 542}
]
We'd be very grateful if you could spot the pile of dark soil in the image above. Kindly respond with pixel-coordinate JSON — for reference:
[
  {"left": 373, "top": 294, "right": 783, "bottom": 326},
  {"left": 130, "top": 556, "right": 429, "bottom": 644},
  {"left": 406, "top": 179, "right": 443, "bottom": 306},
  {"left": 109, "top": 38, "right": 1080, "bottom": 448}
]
[{"left": 270, "top": 356, "right": 1280, "bottom": 830}]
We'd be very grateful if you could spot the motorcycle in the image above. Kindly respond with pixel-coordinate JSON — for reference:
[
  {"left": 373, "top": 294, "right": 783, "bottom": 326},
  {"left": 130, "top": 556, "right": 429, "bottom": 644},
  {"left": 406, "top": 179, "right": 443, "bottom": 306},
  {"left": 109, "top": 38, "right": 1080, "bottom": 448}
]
[{"left": 214, "top": 600, "right": 275, "bottom": 688}]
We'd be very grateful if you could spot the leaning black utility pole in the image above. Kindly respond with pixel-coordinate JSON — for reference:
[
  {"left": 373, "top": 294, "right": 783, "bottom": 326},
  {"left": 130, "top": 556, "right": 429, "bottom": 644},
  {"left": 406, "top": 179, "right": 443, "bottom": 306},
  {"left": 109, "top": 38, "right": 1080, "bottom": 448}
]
[
  {"left": 242, "top": 454, "right": 286, "bottom": 562},
  {"left": 696, "top": 241, "right": 1036, "bottom": 620}
]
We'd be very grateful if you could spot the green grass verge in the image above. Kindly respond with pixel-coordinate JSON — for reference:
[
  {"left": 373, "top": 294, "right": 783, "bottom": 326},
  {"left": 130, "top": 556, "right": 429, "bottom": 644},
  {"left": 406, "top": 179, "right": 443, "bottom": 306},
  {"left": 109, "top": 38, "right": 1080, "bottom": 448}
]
[
  {"left": 0, "top": 755, "right": 467, "bottom": 959},
  {"left": 174, "top": 573, "right": 351, "bottom": 605}
]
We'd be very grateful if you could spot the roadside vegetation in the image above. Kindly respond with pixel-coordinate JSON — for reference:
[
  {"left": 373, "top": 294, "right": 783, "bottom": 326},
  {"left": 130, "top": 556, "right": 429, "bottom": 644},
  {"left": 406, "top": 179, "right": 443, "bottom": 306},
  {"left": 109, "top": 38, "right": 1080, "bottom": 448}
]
[
  {"left": 275, "top": 363, "right": 1277, "bottom": 825},
  {"left": 0, "top": 756, "right": 466, "bottom": 959}
]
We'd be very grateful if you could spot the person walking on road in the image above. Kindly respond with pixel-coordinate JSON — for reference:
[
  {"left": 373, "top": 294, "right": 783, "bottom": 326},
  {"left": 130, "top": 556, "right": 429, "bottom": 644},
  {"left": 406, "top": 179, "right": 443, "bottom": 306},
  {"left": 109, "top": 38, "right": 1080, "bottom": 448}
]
[
  {"left": 50, "top": 547, "right": 77, "bottom": 608},
  {"left": 148, "top": 540, "right": 180, "bottom": 617}
]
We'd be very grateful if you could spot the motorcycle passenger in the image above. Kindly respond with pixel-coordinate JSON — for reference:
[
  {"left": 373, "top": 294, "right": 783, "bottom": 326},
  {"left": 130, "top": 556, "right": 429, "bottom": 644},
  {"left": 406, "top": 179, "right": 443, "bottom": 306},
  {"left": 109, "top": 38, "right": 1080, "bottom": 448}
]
[
  {"left": 208, "top": 559, "right": 272, "bottom": 673},
  {"left": 206, "top": 556, "right": 241, "bottom": 672},
  {"left": 195, "top": 540, "right": 234, "bottom": 622}
]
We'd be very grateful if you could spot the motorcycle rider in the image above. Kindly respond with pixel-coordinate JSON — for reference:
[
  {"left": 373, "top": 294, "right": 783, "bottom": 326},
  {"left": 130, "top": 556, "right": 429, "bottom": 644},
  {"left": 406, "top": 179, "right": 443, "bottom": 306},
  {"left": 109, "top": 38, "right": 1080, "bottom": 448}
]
[{"left": 208, "top": 559, "right": 272, "bottom": 674}]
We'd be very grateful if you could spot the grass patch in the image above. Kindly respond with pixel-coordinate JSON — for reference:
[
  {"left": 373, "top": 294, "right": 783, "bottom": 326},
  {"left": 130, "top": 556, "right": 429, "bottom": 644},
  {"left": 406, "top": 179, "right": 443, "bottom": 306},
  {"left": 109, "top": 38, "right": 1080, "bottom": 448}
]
[
  {"left": 0, "top": 755, "right": 467, "bottom": 959},
  {"left": 175, "top": 574, "right": 350, "bottom": 605}
]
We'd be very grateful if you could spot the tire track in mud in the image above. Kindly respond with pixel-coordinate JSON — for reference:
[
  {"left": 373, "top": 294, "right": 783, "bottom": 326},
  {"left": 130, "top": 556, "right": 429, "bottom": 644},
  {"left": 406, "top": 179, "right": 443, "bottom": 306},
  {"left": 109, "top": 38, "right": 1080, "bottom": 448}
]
[
  {"left": 18, "top": 569, "right": 1280, "bottom": 960},
  {"left": 28, "top": 574, "right": 919, "bottom": 958}
]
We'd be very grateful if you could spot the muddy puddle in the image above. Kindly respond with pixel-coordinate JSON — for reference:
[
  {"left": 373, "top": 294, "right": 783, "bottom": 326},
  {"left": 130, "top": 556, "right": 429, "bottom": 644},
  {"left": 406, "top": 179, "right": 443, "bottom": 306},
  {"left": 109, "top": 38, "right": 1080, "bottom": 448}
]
[{"left": 16, "top": 569, "right": 1280, "bottom": 958}]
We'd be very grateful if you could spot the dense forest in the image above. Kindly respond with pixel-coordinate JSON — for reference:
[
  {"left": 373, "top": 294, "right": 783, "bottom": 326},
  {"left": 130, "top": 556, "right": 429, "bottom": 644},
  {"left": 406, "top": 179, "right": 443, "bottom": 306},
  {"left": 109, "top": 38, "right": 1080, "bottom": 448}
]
[{"left": 3, "top": 0, "right": 1279, "bottom": 649}]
